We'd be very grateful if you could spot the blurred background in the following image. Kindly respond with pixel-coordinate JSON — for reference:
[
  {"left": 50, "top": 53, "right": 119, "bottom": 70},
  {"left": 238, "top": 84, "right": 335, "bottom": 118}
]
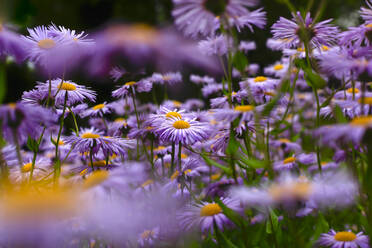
[{"left": 0, "top": 0, "right": 363, "bottom": 103}]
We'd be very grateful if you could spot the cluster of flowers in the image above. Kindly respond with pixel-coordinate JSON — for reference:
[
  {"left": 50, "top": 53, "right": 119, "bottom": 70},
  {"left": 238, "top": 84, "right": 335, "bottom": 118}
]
[{"left": 0, "top": 0, "right": 372, "bottom": 247}]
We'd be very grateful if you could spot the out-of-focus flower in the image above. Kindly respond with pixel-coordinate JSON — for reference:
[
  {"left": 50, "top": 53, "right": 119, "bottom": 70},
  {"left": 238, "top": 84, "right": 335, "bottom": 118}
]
[
  {"left": 0, "top": 23, "right": 27, "bottom": 62},
  {"left": 271, "top": 12, "right": 339, "bottom": 49}
]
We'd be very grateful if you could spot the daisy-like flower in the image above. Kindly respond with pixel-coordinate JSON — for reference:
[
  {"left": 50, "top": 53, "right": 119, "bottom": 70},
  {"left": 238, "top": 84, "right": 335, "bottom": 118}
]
[
  {"left": 198, "top": 35, "right": 229, "bottom": 56},
  {"left": 361, "top": 0, "right": 372, "bottom": 24},
  {"left": 339, "top": 24, "right": 372, "bottom": 47},
  {"left": 48, "top": 24, "right": 94, "bottom": 46},
  {"left": 190, "top": 74, "right": 215, "bottom": 85},
  {"left": 149, "top": 106, "right": 188, "bottom": 126},
  {"left": 81, "top": 102, "right": 112, "bottom": 118},
  {"left": 137, "top": 227, "right": 160, "bottom": 247},
  {"left": 22, "top": 25, "right": 65, "bottom": 72},
  {"left": 112, "top": 80, "right": 152, "bottom": 98},
  {"left": 318, "top": 229, "right": 369, "bottom": 248},
  {"left": 177, "top": 198, "right": 241, "bottom": 233},
  {"left": 64, "top": 128, "right": 134, "bottom": 157},
  {"left": 271, "top": 12, "right": 339, "bottom": 49},
  {"left": 149, "top": 72, "right": 182, "bottom": 85},
  {"left": 155, "top": 117, "right": 210, "bottom": 145},
  {"left": 239, "top": 40, "right": 256, "bottom": 53},
  {"left": 0, "top": 23, "right": 26, "bottom": 62},
  {"left": 31, "top": 79, "right": 96, "bottom": 106},
  {"left": 9, "top": 157, "right": 51, "bottom": 183},
  {"left": 172, "top": 0, "right": 262, "bottom": 38},
  {"left": 315, "top": 115, "right": 372, "bottom": 146},
  {"left": 273, "top": 153, "right": 316, "bottom": 171},
  {"left": 240, "top": 76, "right": 279, "bottom": 93}
]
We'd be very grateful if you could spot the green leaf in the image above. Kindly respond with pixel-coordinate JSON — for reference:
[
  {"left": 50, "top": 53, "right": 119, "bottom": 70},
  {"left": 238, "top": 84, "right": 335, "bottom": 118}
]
[
  {"left": 201, "top": 154, "right": 232, "bottom": 175},
  {"left": 233, "top": 51, "right": 249, "bottom": 72},
  {"left": 333, "top": 105, "right": 347, "bottom": 123},
  {"left": 238, "top": 153, "right": 266, "bottom": 168},
  {"left": 0, "top": 63, "right": 7, "bottom": 104},
  {"left": 214, "top": 221, "right": 239, "bottom": 248},
  {"left": 215, "top": 198, "right": 244, "bottom": 228},
  {"left": 262, "top": 79, "right": 290, "bottom": 116},
  {"left": 266, "top": 209, "right": 279, "bottom": 234},
  {"left": 226, "top": 130, "right": 240, "bottom": 156},
  {"left": 27, "top": 136, "right": 38, "bottom": 153}
]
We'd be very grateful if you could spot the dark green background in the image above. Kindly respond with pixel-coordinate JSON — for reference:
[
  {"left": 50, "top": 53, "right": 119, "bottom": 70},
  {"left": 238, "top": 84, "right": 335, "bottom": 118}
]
[{"left": 1, "top": 0, "right": 363, "bottom": 103}]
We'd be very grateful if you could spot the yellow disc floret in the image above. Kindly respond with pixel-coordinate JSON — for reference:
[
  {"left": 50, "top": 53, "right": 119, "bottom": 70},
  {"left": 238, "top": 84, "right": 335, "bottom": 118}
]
[
  {"left": 200, "top": 203, "right": 222, "bottom": 216},
  {"left": 346, "top": 88, "right": 360, "bottom": 94},
  {"left": 173, "top": 120, "right": 191, "bottom": 129},
  {"left": 125, "top": 81, "right": 137, "bottom": 86},
  {"left": 37, "top": 38, "right": 56, "bottom": 49},
  {"left": 234, "top": 105, "right": 254, "bottom": 112},
  {"left": 350, "top": 116, "right": 372, "bottom": 126},
  {"left": 83, "top": 170, "right": 109, "bottom": 189},
  {"left": 58, "top": 82, "right": 77, "bottom": 91},
  {"left": 93, "top": 104, "right": 105, "bottom": 110},
  {"left": 334, "top": 231, "right": 357, "bottom": 242},
  {"left": 21, "top": 163, "right": 32, "bottom": 173},
  {"left": 274, "top": 64, "right": 284, "bottom": 71},
  {"left": 165, "top": 111, "right": 182, "bottom": 119},
  {"left": 81, "top": 132, "right": 100, "bottom": 139},
  {"left": 254, "top": 76, "right": 267, "bottom": 83},
  {"left": 283, "top": 157, "right": 296, "bottom": 164}
]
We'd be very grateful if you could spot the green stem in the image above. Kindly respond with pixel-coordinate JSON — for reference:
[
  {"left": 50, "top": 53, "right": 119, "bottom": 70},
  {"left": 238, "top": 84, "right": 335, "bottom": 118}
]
[
  {"left": 89, "top": 146, "right": 94, "bottom": 171},
  {"left": 29, "top": 127, "right": 46, "bottom": 183},
  {"left": 68, "top": 107, "right": 79, "bottom": 136},
  {"left": 178, "top": 141, "right": 182, "bottom": 171},
  {"left": 170, "top": 142, "right": 176, "bottom": 176},
  {"left": 54, "top": 93, "right": 68, "bottom": 182},
  {"left": 12, "top": 129, "right": 23, "bottom": 168}
]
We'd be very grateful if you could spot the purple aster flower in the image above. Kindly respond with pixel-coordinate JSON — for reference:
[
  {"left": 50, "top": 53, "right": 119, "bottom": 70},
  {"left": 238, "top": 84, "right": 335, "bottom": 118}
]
[
  {"left": 0, "top": 23, "right": 26, "bottom": 62},
  {"left": 149, "top": 72, "right": 182, "bottom": 85},
  {"left": 202, "top": 83, "right": 223, "bottom": 98},
  {"left": 112, "top": 80, "right": 152, "bottom": 98},
  {"left": 109, "top": 66, "right": 127, "bottom": 82},
  {"left": 339, "top": 23, "right": 372, "bottom": 47},
  {"left": 271, "top": 12, "right": 339, "bottom": 49},
  {"left": 137, "top": 227, "right": 160, "bottom": 247},
  {"left": 234, "top": 8, "right": 266, "bottom": 32},
  {"left": 0, "top": 102, "right": 56, "bottom": 144},
  {"left": 273, "top": 153, "right": 316, "bottom": 171},
  {"left": 89, "top": 24, "right": 219, "bottom": 76},
  {"left": 155, "top": 117, "right": 210, "bottom": 145},
  {"left": 361, "top": 0, "right": 372, "bottom": 23},
  {"left": 9, "top": 157, "right": 51, "bottom": 183},
  {"left": 64, "top": 127, "right": 135, "bottom": 157},
  {"left": 172, "top": 0, "right": 260, "bottom": 38},
  {"left": 315, "top": 115, "right": 372, "bottom": 146},
  {"left": 190, "top": 74, "right": 215, "bottom": 85},
  {"left": 318, "top": 229, "right": 369, "bottom": 248},
  {"left": 177, "top": 197, "right": 241, "bottom": 233},
  {"left": 81, "top": 102, "right": 112, "bottom": 118},
  {"left": 239, "top": 40, "right": 256, "bottom": 53},
  {"left": 270, "top": 138, "right": 301, "bottom": 153},
  {"left": 31, "top": 79, "right": 96, "bottom": 106},
  {"left": 198, "top": 35, "right": 229, "bottom": 56}
]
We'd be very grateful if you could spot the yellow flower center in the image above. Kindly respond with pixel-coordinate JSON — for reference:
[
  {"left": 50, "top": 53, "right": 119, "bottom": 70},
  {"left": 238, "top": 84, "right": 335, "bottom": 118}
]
[
  {"left": 346, "top": 88, "right": 360, "bottom": 94},
  {"left": 80, "top": 168, "right": 88, "bottom": 176},
  {"left": 141, "top": 179, "right": 154, "bottom": 188},
  {"left": 141, "top": 230, "right": 155, "bottom": 239},
  {"left": 297, "top": 47, "right": 305, "bottom": 52},
  {"left": 92, "top": 104, "right": 105, "bottom": 110},
  {"left": 165, "top": 111, "right": 182, "bottom": 119},
  {"left": 210, "top": 172, "right": 221, "bottom": 181},
  {"left": 234, "top": 105, "right": 254, "bottom": 112},
  {"left": 283, "top": 157, "right": 296, "bottom": 164},
  {"left": 278, "top": 138, "right": 290, "bottom": 143},
  {"left": 125, "top": 81, "right": 136, "bottom": 86},
  {"left": 83, "top": 170, "right": 109, "bottom": 188},
  {"left": 58, "top": 82, "right": 77, "bottom": 91},
  {"left": 254, "top": 76, "right": 267, "bottom": 83},
  {"left": 21, "top": 163, "right": 32, "bottom": 173},
  {"left": 200, "top": 203, "right": 222, "bottom": 216},
  {"left": 90, "top": 160, "right": 106, "bottom": 167},
  {"left": 358, "top": 97, "right": 372, "bottom": 105},
  {"left": 274, "top": 64, "right": 284, "bottom": 71},
  {"left": 322, "top": 45, "right": 329, "bottom": 51},
  {"left": 173, "top": 100, "right": 182, "bottom": 107},
  {"left": 181, "top": 153, "right": 188, "bottom": 159},
  {"left": 81, "top": 132, "right": 100, "bottom": 139},
  {"left": 366, "top": 23, "right": 372, "bottom": 28},
  {"left": 184, "top": 169, "right": 192, "bottom": 175},
  {"left": 171, "top": 171, "right": 180, "bottom": 181},
  {"left": 37, "top": 38, "right": 56, "bottom": 49},
  {"left": 269, "top": 182, "right": 312, "bottom": 201},
  {"left": 264, "top": 91, "right": 275, "bottom": 96},
  {"left": 173, "top": 120, "right": 190, "bottom": 129},
  {"left": 154, "top": 146, "right": 166, "bottom": 151},
  {"left": 350, "top": 116, "right": 372, "bottom": 126},
  {"left": 334, "top": 231, "right": 357, "bottom": 242},
  {"left": 8, "top": 103, "right": 17, "bottom": 109}
]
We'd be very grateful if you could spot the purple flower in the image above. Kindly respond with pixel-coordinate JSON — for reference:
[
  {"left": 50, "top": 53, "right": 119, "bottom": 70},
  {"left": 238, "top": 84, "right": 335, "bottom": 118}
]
[
  {"left": 149, "top": 72, "right": 182, "bottom": 85},
  {"left": 172, "top": 0, "right": 261, "bottom": 38},
  {"left": 361, "top": 0, "right": 372, "bottom": 23},
  {"left": 155, "top": 117, "right": 210, "bottom": 145},
  {"left": 190, "top": 74, "right": 215, "bottom": 85},
  {"left": 0, "top": 23, "right": 27, "bottom": 62},
  {"left": 112, "top": 80, "right": 152, "bottom": 98},
  {"left": 239, "top": 40, "right": 256, "bottom": 53},
  {"left": 177, "top": 197, "right": 241, "bottom": 233},
  {"left": 64, "top": 127, "right": 135, "bottom": 157},
  {"left": 81, "top": 102, "right": 112, "bottom": 118},
  {"left": 271, "top": 12, "right": 339, "bottom": 49},
  {"left": 198, "top": 35, "right": 229, "bottom": 56},
  {"left": 318, "top": 229, "right": 369, "bottom": 248}
]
